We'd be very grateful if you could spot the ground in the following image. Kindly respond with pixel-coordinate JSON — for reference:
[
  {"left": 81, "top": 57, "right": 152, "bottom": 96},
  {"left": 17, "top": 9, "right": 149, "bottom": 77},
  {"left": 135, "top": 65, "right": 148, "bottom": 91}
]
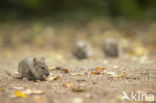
[{"left": 0, "top": 49, "right": 156, "bottom": 103}]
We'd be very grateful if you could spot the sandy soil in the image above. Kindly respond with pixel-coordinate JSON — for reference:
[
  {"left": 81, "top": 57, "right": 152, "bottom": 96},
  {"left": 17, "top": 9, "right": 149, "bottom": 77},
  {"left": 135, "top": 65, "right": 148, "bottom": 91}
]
[{"left": 0, "top": 50, "right": 156, "bottom": 103}]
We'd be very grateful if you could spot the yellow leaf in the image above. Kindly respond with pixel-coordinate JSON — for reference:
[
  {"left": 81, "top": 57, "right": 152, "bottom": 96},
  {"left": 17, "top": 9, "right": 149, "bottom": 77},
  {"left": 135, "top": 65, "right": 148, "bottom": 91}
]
[
  {"left": 118, "top": 73, "right": 127, "bottom": 78},
  {"left": 0, "top": 88, "right": 4, "bottom": 91},
  {"left": 96, "top": 67, "right": 107, "bottom": 71},
  {"left": 14, "top": 91, "right": 27, "bottom": 98}
]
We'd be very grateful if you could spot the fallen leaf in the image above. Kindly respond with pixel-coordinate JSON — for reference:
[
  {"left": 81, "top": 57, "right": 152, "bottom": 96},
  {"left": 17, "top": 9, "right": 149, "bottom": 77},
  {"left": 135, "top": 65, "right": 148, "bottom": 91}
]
[
  {"left": 72, "top": 87, "right": 86, "bottom": 92},
  {"left": 62, "top": 69, "right": 69, "bottom": 73},
  {"left": 96, "top": 67, "right": 107, "bottom": 71},
  {"left": 62, "top": 84, "right": 68, "bottom": 87},
  {"left": 0, "top": 88, "right": 4, "bottom": 91},
  {"left": 117, "top": 73, "right": 127, "bottom": 78},
  {"left": 14, "top": 91, "right": 27, "bottom": 98},
  {"left": 46, "top": 76, "right": 60, "bottom": 81},
  {"left": 62, "top": 82, "right": 73, "bottom": 87},
  {"left": 91, "top": 67, "right": 107, "bottom": 74},
  {"left": 55, "top": 76, "right": 60, "bottom": 80},
  {"left": 91, "top": 71, "right": 100, "bottom": 74}
]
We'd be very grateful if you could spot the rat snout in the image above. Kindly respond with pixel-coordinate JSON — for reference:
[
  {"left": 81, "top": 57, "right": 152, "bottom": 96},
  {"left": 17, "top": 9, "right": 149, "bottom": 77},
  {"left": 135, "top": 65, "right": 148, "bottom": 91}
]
[{"left": 42, "top": 73, "right": 50, "bottom": 79}]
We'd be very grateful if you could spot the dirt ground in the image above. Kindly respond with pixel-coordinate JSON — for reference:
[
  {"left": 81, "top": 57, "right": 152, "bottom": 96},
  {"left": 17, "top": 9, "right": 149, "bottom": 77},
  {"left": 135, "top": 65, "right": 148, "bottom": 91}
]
[{"left": 0, "top": 49, "right": 156, "bottom": 103}]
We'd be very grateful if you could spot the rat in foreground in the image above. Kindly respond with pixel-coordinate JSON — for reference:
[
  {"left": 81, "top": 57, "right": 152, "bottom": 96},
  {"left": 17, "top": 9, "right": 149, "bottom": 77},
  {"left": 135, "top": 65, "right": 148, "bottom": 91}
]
[
  {"left": 18, "top": 57, "right": 49, "bottom": 80},
  {"left": 73, "top": 41, "right": 93, "bottom": 59}
]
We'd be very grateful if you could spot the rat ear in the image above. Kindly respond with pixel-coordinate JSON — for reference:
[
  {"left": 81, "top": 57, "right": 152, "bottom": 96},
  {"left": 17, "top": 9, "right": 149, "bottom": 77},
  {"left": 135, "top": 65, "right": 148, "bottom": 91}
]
[{"left": 33, "top": 57, "right": 38, "bottom": 65}]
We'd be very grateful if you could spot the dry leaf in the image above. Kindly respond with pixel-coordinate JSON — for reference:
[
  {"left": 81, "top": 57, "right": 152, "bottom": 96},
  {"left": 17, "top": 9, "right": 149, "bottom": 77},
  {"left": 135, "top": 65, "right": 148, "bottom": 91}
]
[
  {"left": 55, "top": 76, "right": 60, "bottom": 79},
  {"left": 91, "top": 67, "right": 107, "bottom": 74},
  {"left": 14, "top": 91, "right": 27, "bottom": 98},
  {"left": 91, "top": 71, "right": 100, "bottom": 74},
  {"left": 62, "top": 82, "right": 73, "bottom": 87},
  {"left": 0, "top": 88, "right": 4, "bottom": 91},
  {"left": 46, "top": 75, "right": 60, "bottom": 81},
  {"left": 96, "top": 66, "right": 107, "bottom": 71},
  {"left": 62, "top": 84, "right": 68, "bottom": 87},
  {"left": 62, "top": 69, "right": 69, "bottom": 73},
  {"left": 72, "top": 87, "right": 86, "bottom": 92},
  {"left": 117, "top": 73, "right": 127, "bottom": 78}
]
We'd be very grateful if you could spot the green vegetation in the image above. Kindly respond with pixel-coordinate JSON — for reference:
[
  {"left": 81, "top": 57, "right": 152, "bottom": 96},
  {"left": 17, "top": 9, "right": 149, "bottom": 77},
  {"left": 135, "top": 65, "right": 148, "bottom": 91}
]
[{"left": 0, "top": 0, "right": 156, "bottom": 21}]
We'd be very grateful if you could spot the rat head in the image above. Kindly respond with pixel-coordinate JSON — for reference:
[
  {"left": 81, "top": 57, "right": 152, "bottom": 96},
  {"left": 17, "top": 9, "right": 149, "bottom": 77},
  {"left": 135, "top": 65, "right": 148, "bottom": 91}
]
[
  {"left": 33, "top": 57, "right": 49, "bottom": 80},
  {"left": 76, "top": 41, "right": 87, "bottom": 49}
]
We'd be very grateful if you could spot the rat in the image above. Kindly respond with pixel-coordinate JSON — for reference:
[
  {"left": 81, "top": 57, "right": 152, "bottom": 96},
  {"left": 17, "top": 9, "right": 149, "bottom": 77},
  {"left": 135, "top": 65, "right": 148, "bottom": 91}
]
[
  {"left": 18, "top": 57, "right": 49, "bottom": 80},
  {"left": 73, "top": 41, "right": 93, "bottom": 59},
  {"left": 102, "top": 38, "right": 120, "bottom": 57}
]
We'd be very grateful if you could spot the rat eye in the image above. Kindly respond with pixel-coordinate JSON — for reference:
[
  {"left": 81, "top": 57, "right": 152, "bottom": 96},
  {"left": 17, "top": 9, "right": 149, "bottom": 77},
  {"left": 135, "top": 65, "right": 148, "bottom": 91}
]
[{"left": 41, "top": 67, "right": 45, "bottom": 69}]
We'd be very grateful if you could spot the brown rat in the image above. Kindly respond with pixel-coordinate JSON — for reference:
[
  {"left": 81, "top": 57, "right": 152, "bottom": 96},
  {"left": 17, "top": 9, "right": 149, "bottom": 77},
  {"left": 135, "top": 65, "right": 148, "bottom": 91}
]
[
  {"left": 18, "top": 57, "right": 49, "bottom": 80},
  {"left": 72, "top": 41, "right": 93, "bottom": 59}
]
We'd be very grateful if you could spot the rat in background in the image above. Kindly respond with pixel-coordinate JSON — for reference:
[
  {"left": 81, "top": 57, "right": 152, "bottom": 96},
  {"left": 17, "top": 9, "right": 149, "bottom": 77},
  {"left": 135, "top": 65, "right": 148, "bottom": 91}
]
[
  {"left": 72, "top": 41, "right": 93, "bottom": 59},
  {"left": 102, "top": 38, "right": 120, "bottom": 57},
  {"left": 18, "top": 57, "right": 49, "bottom": 80}
]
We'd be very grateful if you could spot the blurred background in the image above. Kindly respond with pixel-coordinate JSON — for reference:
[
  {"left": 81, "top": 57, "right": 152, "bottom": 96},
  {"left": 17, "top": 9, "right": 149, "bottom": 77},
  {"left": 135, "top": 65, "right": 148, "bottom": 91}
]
[
  {"left": 0, "top": 1, "right": 156, "bottom": 103},
  {"left": 0, "top": 0, "right": 156, "bottom": 57}
]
